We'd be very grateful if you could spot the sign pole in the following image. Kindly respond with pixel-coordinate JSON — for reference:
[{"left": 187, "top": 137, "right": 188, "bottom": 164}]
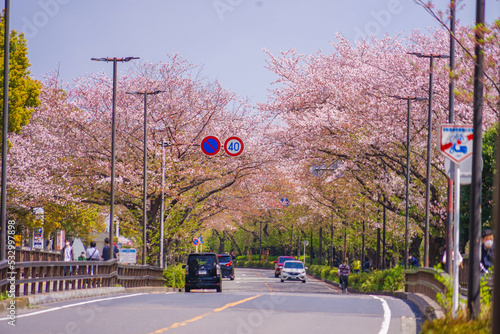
[{"left": 452, "top": 161, "right": 461, "bottom": 318}]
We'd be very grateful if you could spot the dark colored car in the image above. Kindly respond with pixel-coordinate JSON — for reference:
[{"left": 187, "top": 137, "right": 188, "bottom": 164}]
[
  {"left": 217, "top": 254, "right": 235, "bottom": 280},
  {"left": 274, "top": 256, "right": 297, "bottom": 277},
  {"left": 183, "top": 253, "right": 222, "bottom": 292}
]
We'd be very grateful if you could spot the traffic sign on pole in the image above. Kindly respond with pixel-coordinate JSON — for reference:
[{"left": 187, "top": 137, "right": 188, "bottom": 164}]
[
  {"left": 439, "top": 124, "right": 473, "bottom": 164},
  {"left": 224, "top": 136, "right": 244, "bottom": 156},
  {"left": 192, "top": 238, "right": 200, "bottom": 246},
  {"left": 201, "top": 136, "right": 221, "bottom": 156}
]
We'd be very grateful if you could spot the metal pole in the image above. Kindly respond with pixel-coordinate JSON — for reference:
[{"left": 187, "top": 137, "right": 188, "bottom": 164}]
[
  {"left": 0, "top": 0, "right": 10, "bottom": 261},
  {"left": 361, "top": 219, "right": 365, "bottom": 270},
  {"left": 259, "top": 221, "right": 262, "bottom": 261},
  {"left": 343, "top": 227, "right": 347, "bottom": 262},
  {"left": 492, "top": 100, "right": 500, "bottom": 334},
  {"left": 424, "top": 55, "right": 434, "bottom": 268},
  {"left": 160, "top": 139, "right": 165, "bottom": 269},
  {"left": 468, "top": 0, "right": 485, "bottom": 319},
  {"left": 405, "top": 98, "right": 411, "bottom": 270},
  {"left": 142, "top": 93, "right": 148, "bottom": 265},
  {"left": 446, "top": 0, "right": 456, "bottom": 276},
  {"left": 376, "top": 227, "right": 381, "bottom": 269},
  {"left": 383, "top": 205, "right": 386, "bottom": 269},
  {"left": 309, "top": 229, "right": 313, "bottom": 266},
  {"left": 452, "top": 162, "right": 460, "bottom": 318},
  {"left": 330, "top": 221, "right": 333, "bottom": 266},
  {"left": 318, "top": 227, "right": 322, "bottom": 265},
  {"left": 109, "top": 59, "right": 117, "bottom": 255}
]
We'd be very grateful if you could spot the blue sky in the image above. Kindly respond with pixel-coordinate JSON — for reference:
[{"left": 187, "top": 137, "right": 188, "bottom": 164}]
[{"left": 10, "top": 0, "right": 500, "bottom": 104}]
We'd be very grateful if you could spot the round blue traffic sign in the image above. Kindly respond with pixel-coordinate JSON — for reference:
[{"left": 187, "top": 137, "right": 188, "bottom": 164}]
[
  {"left": 201, "top": 136, "right": 221, "bottom": 156},
  {"left": 224, "top": 136, "right": 244, "bottom": 156},
  {"left": 193, "top": 238, "right": 200, "bottom": 246}
]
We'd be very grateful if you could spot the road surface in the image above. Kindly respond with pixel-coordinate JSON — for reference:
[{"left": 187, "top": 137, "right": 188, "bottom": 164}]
[{"left": 0, "top": 268, "right": 422, "bottom": 334}]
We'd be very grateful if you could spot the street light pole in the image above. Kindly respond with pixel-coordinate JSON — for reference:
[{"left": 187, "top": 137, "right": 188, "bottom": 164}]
[
  {"left": 91, "top": 57, "right": 139, "bottom": 258},
  {"left": 159, "top": 139, "right": 170, "bottom": 269},
  {"left": 126, "top": 90, "right": 165, "bottom": 265},
  {"left": 390, "top": 95, "right": 428, "bottom": 269},
  {"left": 408, "top": 52, "right": 449, "bottom": 267}
]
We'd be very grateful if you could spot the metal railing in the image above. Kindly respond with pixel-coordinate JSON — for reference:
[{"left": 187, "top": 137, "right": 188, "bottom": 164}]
[{"left": 0, "top": 249, "right": 165, "bottom": 297}]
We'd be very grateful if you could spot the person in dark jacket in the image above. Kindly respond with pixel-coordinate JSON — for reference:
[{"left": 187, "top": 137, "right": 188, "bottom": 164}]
[
  {"left": 102, "top": 238, "right": 119, "bottom": 261},
  {"left": 481, "top": 229, "right": 495, "bottom": 274}
]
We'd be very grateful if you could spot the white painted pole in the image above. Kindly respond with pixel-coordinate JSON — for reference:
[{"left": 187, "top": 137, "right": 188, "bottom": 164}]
[{"left": 452, "top": 162, "right": 461, "bottom": 318}]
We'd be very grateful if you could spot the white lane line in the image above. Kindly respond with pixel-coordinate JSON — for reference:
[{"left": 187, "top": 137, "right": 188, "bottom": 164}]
[
  {"left": 0, "top": 293, "right": 151, "bottom": 321},
  {"left": 372, "top": 295, "right": 391, "bottom": 334}
]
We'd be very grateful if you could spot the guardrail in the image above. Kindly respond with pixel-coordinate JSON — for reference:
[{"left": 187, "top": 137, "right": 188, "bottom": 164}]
[
  {"left": 404, "top": 268, "right": 447, "bottom": 304},
  {"left": 0, "top": 259, "right": 165, "bottom": 297},
  {"left": 15, "top": 247, "right": 62, "bottom": 262}
]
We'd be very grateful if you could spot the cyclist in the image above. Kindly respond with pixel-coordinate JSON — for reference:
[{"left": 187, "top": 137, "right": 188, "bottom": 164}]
[{"left": 338, "top": 259, "right": 351, "bottom": 293}]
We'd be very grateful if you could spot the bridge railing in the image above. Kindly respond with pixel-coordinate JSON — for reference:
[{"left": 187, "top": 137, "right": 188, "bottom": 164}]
[
  {"left": 0, "top": 258, "right": 165, "bottom": 297},
  {"left": 404, "top": 268, "right": 447, "bottom": 304}
]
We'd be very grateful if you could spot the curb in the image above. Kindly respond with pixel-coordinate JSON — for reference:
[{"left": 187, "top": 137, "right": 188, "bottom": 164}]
[
  {"left": 311, "top": 273, "right": 444, "bottom": 321},
  {"left": 0, "top": 286, "right": 181, "bottom": 314}
]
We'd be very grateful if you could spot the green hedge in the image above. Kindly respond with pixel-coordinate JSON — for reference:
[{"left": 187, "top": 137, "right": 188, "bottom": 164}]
[
  {"left": 235, "top": 260, "right": 275, "bottom": 268},
  {"left": 163, "top": 264, "right": 185, "bottom": 288},
  {"left": 307, "top": 265, "right": 405, "bottom": 293}
]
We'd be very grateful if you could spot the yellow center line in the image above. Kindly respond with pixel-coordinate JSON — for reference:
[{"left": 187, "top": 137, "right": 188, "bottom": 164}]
[
  {"left": 257, "top": 272, "right": 274, "bottom": 292},
  {"left": 147, "top": 294, "right": 262, "bottom": 334}
]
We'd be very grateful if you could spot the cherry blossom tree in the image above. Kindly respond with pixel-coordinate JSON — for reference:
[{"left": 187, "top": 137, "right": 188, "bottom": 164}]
[{"left": 261, "top": 24, "right": 499, "bottom": 264}]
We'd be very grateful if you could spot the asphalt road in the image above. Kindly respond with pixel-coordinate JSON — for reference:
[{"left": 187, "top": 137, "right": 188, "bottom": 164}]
[{"left": 0, "top": 268, "right": 422, "bottom": 334}]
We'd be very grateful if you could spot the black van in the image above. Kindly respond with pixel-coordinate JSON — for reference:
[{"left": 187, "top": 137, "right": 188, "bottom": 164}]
[{"left": 183, "top": 253, "right": 222, "bottom": 292}]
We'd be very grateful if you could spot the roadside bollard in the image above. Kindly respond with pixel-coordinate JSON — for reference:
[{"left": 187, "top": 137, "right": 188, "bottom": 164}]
[{"left": 174, "top": 272, "right": 176, "bottom": 288}]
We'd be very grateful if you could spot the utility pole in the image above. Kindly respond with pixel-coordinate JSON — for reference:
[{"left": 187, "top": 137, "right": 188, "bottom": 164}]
[
  {"left": 468, "top": 0, "right": 485, "bottom": 320},
  {"left": 445, "top": 0, "right": 457, "bottom": 276}
]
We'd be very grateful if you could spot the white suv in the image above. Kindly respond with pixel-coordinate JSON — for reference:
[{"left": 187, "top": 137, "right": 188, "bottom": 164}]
[{"left": 280, "top": 260, "right": 307, "bottom": 283}]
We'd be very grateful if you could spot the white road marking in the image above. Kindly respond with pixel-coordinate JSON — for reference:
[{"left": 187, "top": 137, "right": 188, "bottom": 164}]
[
  {"left": 372, "top": 295, "right": 391, "bottom": 334},
  {"left": 0, "top": 293, "right": 154, "bottom": 321}
]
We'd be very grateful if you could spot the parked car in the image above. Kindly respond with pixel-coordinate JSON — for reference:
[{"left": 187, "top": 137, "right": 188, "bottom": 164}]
[
  {"left": 217, "top": 253, "right": 235, "bottom": 280},
  {"left": 274, "top": 256, "right": 296, "bottom": 277},
  {"left": 280, "top": 260, "right": 307, "bottom": 283},
  {"left": 183, "top": 253, "right": 222, "bottom": 292}
]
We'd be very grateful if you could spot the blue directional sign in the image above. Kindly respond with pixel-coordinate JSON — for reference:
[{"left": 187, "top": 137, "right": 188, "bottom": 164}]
[
  {"left": 280, "top": 198, "right": 289, "bottom": 206},
  {"left": 201, "top": 136, "right": 221, "bottom": 156},
  {"left": 199, "top": 236, "right": 204, "bottom": 244}
]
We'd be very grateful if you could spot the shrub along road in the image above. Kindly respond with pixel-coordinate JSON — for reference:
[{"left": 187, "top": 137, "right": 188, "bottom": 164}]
[{"left": 0, "top": 268, "right": 422, "bottom": 334}]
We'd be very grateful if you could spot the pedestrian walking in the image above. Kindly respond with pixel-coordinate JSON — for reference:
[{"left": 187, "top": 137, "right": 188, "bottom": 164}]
[
  {"left": 338, "top": 260, "right": 351, "bottom": 293},
  {"left": 363, "top": 257, "right": 371, "bottom": 273},
  {"left": 86, "top": 241, "right": 100, "bottom": 276},
  {"left": 352, "top": 256, "right": 361, "bottom": 274},
  {"left": 62, "top": 239, "right": 74, "bottom": 276}
]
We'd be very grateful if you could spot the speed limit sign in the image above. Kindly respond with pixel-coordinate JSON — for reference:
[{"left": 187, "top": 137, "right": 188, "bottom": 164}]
[{"left": 224, "top": 136, "right": 244, "bottom": 156}]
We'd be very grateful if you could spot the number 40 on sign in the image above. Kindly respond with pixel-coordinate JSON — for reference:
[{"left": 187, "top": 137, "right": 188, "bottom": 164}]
[{"left": 224, "top": 137, "right": 244, "bottom": 156}]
